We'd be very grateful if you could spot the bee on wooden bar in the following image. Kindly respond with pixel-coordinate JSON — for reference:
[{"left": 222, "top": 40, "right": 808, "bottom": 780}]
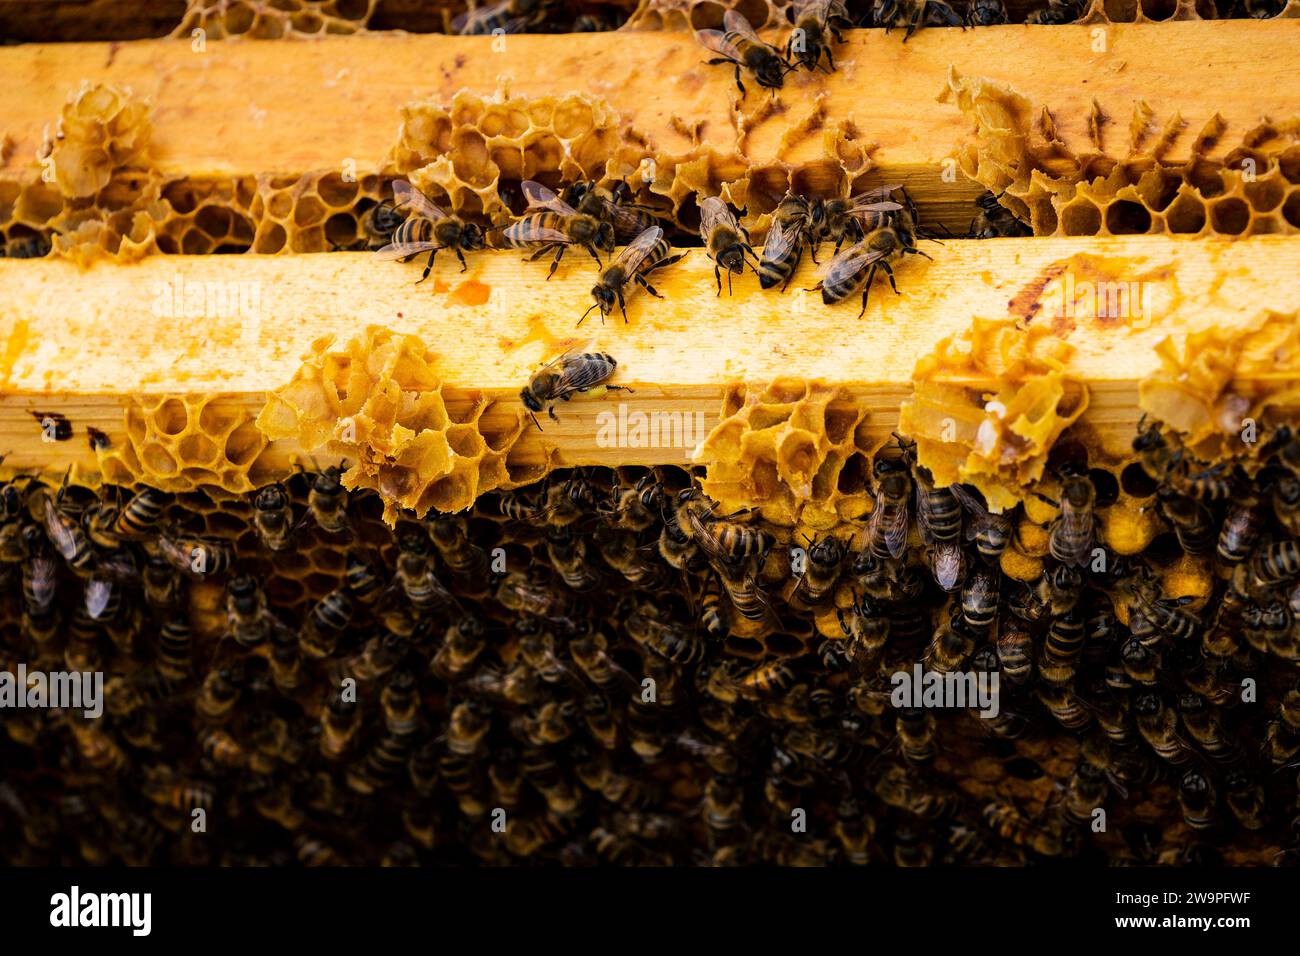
[
  {"left": 696, "top": 10, "right": 795, "bottom": 97},
  {"left": 374, "top": 181, "right": 486, "bottom": 283},
  {"left": 579, "top": 226, "right": 686, "bottom": 326},
  {"left": 758, "top": 192, "right": 817, "bottom": 290},
  {"left": 811, "top": 218, "right": 931, "bottom": 318},
  {"left": 520, "top": 347, "right": 628, "bottom": 431},
  {"left": 698, "top": 197, "right": 758, "bottom": 296},
  {"left": 811, "top": 186, "right": 904, "bottom": 256},
  {"left": 504, "top": 180, "right": 615, "bottom": 279},
  {"left": 787, "top": 0, "right": 851, "bottom": 73}
]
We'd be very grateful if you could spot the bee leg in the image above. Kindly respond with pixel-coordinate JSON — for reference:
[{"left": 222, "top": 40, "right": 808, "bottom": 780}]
[
  {"left": 415, "top": 247, "right": 439, "bottom": 284},
  {"left": 858, "top": 264, "right": 878, "bottom": 319},
  {"left": 880, "top": 260, "right": 899, "bottom": 295},
  {"left": 822, "top": 46, "right": 836, "bottom": 73},
  {"left": 546, "top": 245, "right": 566, "bottom": 280},
  {"left": 733, "top": 64, "right": 746, "bottom": 97},
  {"left": 584, "top": 244, "right": 603, "bottom": 267},
  {"left": 617, "top": 290, "right": 628, "bottom": 324},
  {"left": 641, "top": 281, "right": 665, "bottom": 299},
  {"left": 456, "top": 248, "right": 469, "bottom": 273},
  {"left": 714, "top": 263, "right": 722, "bottom": 297},
  {"left": 548, "top": 406, "right": 560, "bottom": 422}
]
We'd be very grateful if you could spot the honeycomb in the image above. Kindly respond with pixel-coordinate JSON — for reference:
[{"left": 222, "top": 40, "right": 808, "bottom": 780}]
[
  {"left": 96, "top": 394, "right": 278, "bottom": 494},
  {"left": 255, "top": 325, "right": 528, "bottom": 522},
  {"left": 899, "top": 316, "right": 1089, "bottom": 512},
  {"left": 694, "top": 380, "right": 877, "bottom": 528},
  {"left": 1139, "top": 309, "right": 1300, "bottom": 460},
  {"left": 945, "top": 69, "right": 1300, "bottom": 238},
  {"left": 169, "top": 0, "right": 379, "bottom": 39},
  {"left": 625, "top": 0, "right": 794, "bottom": 30}
]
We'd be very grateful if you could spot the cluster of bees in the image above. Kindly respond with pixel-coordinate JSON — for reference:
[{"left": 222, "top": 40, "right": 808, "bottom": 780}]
[
  {"left": 447, "top": 0, "right": 1290, "bottom": 40},
  {"left": 371, "top": 173, "right": 1030, "bottom": 327},
  {"left": 3, "top": 412, "right": 1300, "bottom": 865}
]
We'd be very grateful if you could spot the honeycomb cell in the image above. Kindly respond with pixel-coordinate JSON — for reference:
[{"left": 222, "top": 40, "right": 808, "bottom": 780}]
[
  {"left": 1163, "top": 192, "right": 1206, "bottom": 234},
  {"left": 1060, "top": 200, "right": 1101, "bottom": 236},
  {"left": 1209, "top": 197, "right": 1250, "bottom": 235},
  {"left": 170, "top": 0, "right": 376, "bottom": 40},
  {"left": 1105, "top": 200, "right": 1152, "bottom": 235}
]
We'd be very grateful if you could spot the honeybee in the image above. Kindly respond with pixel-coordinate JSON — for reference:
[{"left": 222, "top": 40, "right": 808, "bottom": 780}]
[
  {"left": 983, "top": 801, "right": 1071, "bottom": 857},
  {"left": 303, "top": 465, "right": 351, "bottom": 536},
  {"left": 813, "top": 220, "right": 930, "bottom": 318},
  {"left": 758, "top": 192, "right": 817, "bottom": 290},
  {"left": 431, "top": 616, "right": 487, "bottom": 682},
  {"left": 735, "top": 660, "right": 798, "bottom": 699},
  {"left": 300, "top": 589, "right": 354, "bottom": 659},
  {"left": 698, "top": 196, "right": 757, "bottom": 296},
  {"left": 1179, "top": 771, "right": 1217, "bottom": 831},
  {"left": 504, "top": 180, "right": 615, "bottom": 278},
  {"left": 1224, "top": 770, "right": 1266, "bottom": 831},
  {"left": 394, "top": 530, "right": 457, "bottom": 612},
  {"left": 696, "top": 10, "right": 794, "bottom": 97},
  {"left": 38, "top": 478, "right": 94, "bottom": 573},
  {"left": 2, "top": 233, "right": 51, "bottom": 258},
  {"left": 1026, "top": 0, "right": 1082, "bottom": 22},
  {"left": 787, "top": 0, "right": 850, "bottom": 72},
  {"left": 157, "top": 532, "right": 234, "bottom": 576},
  {"left": 156, "top": 617, "right": 193, "bottom": 683},
  {"left": 811, "top": 186, "right": 904, "bottom": 256},
  {"left": 579, "top": 226, "right": 685, "bottom": 325},
  {"left": 351, "top": 198, "right": 404, "bottom": 250},
  {"left": 793, "top": 533, "right": 844, "bottom": 606},
  {"left": 1271, "top": 472, "right": 1300, "bottom": 536},
  {"left": 1046, "top": 474, "right": 1096, "bottom": 567},
  {"left": 969, "top": 190, "right": 1030, "bottom": 237},
  {"left": 251, "top": 482, "right": 293, "bottom": 552},
  {"left": 225, "top": 573, "right": 278, "bottom": 649},
  {"left": 1156, "top": 487, "right": 1215, "bottom": 556},
  {"left": 561, "top": 176, "right": 659, "bottom": 244},
  {"left": 375, "top": 180, "right": 486, "bottom": 282},
  {"left": 451, "top": 0, "right": 552, "bottom": 34},
  {"left": 1254, "top": 540, "right": 1300, "bottom": 587},
  {"left": 1217, "top": 501, "right": 1264, "bottom": 565},
  {"left": 864, "top": 457, "right": 912, "bottom": 560},
  {"left": 1038, "top": 610, "right": 1084, "bottom": 685},
  {"left": 520, "top": 347, "right": 627, "bottom": 430},
  {"left": 949, "top": 483, "right": 1012, "bottom": 560}
]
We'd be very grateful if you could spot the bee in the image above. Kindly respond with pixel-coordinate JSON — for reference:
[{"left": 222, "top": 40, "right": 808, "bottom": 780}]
[
  {"left": 995, "top": 619, "right": 1034, "bottom": 685},
  {"left": 985, "top": 801, "right": 1073, "bottom": 857},
  {"left": 427, "top": 515, "right": 490, "bottom": 582},
  {"left": 579, "top": 226, "right": 685, "bottom": 326},
  {"left": 350, "top": 198, "right": 404, "bottom": 249},
  {"left": 251, "top": 482, "right": 293, "bottom": 552},
  {"left": 504, "top": 180, "right": 615, "bottom": 278},
  {"left": 374, "top": 180, "right": 486, "bottom": 282},
  {"left": 1038, "top": 682, "right": 1091, "bottom": 730},
  {"left": 862, "top": 457, "right": 912, "bottom": 561},
  {"left": 1134, "top": 581, "right": 1201, "bottom": 642},
  {"left": 1271, "top": 472, "right": 1300, "bottom": 536},
  {"left": 642, "top": 619, "right": 707, "bottom": 664},
  {"left": 969, "top": 190, "right": 1030, "bottom": 237},
  {"left": 1179, "top": 771, "right": 1217, "bottom": 831},
  {"left": 545, "top": 524, "right": 601, "bottom": 591},
  {"left": 734, "top": 660, "right": 798, "bottom": 700},
  {"left": 813, "top": 219, "right": 929, "bottom": 318},
  {"left": 451, "top": 0, "right": 551, "bottom": 34},
  {"left": 1224, "top": 770, "right": 1266, "bottom": 831},
  {"left": 303, "top": 465, "right": 351, "bottom": 536},
  {"left": 3, "top": 233, "right": 51, "bottom": 258},
  {"left": 949, "top": 483, "right": 1012, "bottom": 560},
  {"left": 1177, "top": 693, "right": 1236, "bottom": 763},
  {"left": 961, "top": 566, "right": 999, "bottom": 630},
  {"left": 698, "top": 196, "right": 758, "bottom": 295},
  {"left": 1061, "top": 761, "right": 1109, "bottom": 826},
  {"left": 597, "top": 529, "right": 665, "bottom": 588},
  {"left": 681, "top": 494, "right": 775, "bottom": 568},
  {"left": 22, "top": 541, "right": 59, "bottom": 618},
  {"left": 155, "top": 617, "right": 193, "bottom": 683},
  {"left": 793, "top": 534, "right": 844, "bottom": 606},
  {"left": 1038, "top": 609, "right": 1084, "bottom": 685},
  {"left": 195, "top": 664, "right": 243, "bottom": 724},
  {"left": 561, "top": 176, "right": 659, "bottom": 245},
  {"left": 1026, "top": 0, "right": 1082, "bottom": 22},
  {"left": 139, "top": 553, "right": 182, "bottom": 610},
  {"left": 300, "top": 589, "right": 354, "bottom": 659},
  {"left": 1046, "top": 474, "right": 1096, "bottom": 568},
  {"left": 394, "top": 530, "right": 457, "bottom": 612},
  {"left": 1156, "top": 487, "right": 1215, "bottom": 556},
  {"left": 1252, "top": 539, "right": 1300, "bottom": 587},
  {"left": 787, "top": 0, "right": 850, "bottom": 73},
  {"left": 38, "top": 477, "right": 94, "bottom": 573},
  {"left": 895, "top": 707, "right": 936, "bottom": 767},
  {"left": 520, "top": 347, "right": 627, "bottom": 430},
  {"left": 810, "top": 186, "right": 905, "bottom": 256},
  {"left": 157, "top": 532, "right": 234, "bottom": 576},
  {"left": 873, "top": 0, "right": 963, "bottom": 38},
  {"left": 220, "top": 573, "right": 273, "bottom": 650},
  {"left": 696, "top": 10, "right": 794, "bottom": 97},
  {"left": 571, "top": 631, "right": 636, "bottom": 694},
  {"left": 1217, "top": 501, "right": 1264, "bottom": 565},
  {"left": 926, "top": 612, "right": 974, "bottom": 674},
  {"left": 756, "top": 193, "right": 817, "bottom": 292},
  {"left": 1133, "top": 692, "right": 1190, "bottom": 764}
]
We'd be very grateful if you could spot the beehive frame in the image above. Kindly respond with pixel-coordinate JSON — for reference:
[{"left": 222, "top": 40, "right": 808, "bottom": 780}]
[{"left": 2, "top": 3, "right": 1300, "bottom": 871}]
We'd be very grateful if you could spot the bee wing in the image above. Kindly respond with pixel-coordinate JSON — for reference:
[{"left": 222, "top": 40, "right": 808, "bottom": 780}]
[
  {"left": 793, "top": 0, "right": 831, "bottom": 20},
  {"left": 391, "top": 181, "right": 447, "bottom": 221},
  {"left": 611, "top": 225, "right": 663, "bottom": 274},
  {"left": 522, "top": 180, "right": 579, "bottom": 216},
  {"left": 698, "top": 196, "right": 738, "bottom": 241},
  {"left": 722, "top": 9, "right": 763, "bottom": 43},
  {"left": 931, "top": 540, "right": 964, "bottom": 592},
  {"left": 822, "top": 242, "right": 885, "bottom": 282},
  {"left": 849, "top": 199, "right": 904, "bottom": 220},
  {"left": 867, "top": 495, "right": 910, "bottom": 560},
  {"left": 373, "top": 239, "right": 440, "bottom": 261},
  {"left": 452, "top": 0, "right": 509, "bottom": 33},
  {"left": 503, "top": 216, "right": 573, "bottom": 245},
  {"left": 41, "top": 497, "right": 78, "bottom": 560},
  {"left": 696, "top": 28, "right": 741, "bottom": 60},
  {"left": 604, "top": 200, "right": 657, "bottom": 243},
  {"left": 761, "top": 214, "right": 796, "bottom": 262},
  {"left": 558, "top": 356, "right": 617, "bottom": 393}
]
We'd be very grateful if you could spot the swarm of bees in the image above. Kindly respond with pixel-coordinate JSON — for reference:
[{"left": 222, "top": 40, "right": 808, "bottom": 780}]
[{"left": 4, "top": 410, "right": 1300, "bottom": 867}]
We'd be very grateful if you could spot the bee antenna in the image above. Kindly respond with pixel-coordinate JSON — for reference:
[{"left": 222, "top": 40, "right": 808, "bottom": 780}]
[
  {"left": 529, "top": 412, "right": 543, "bottom": 432},
  {"left": 576, "top": 303, "right": 598, "bottom": 328}
]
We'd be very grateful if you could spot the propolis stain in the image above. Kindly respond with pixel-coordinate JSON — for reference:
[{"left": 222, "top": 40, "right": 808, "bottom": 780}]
[{"left": 450, "top": 279, "right": 492, "bottom": 306}]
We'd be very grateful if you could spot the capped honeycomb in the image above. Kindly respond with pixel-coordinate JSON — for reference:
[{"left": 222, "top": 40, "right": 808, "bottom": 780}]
[
  {"left": 899, "top": 316, "right": 1089, "bottom": 512},
  {"left": 96, "top": 393, "right": 277, "bottom": 494},
  {"left": 255, "top": 325, "right": 528, "bottom": 522},
  {"left": 169, "top": 0, "right": 379, "bottom": 39},
  {"left": 694, "top": 380, "right": 877, "bottom": 528},
  {"left": 946, "top": 69, "right": 1300, "bottom": 238}
]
